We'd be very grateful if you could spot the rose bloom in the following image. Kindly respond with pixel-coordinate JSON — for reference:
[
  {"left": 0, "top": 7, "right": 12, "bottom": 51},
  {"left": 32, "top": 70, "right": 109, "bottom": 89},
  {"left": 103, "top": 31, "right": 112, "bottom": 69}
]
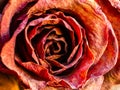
[{"left": 0, "top": 0, "right": 120, "bottom": 90}]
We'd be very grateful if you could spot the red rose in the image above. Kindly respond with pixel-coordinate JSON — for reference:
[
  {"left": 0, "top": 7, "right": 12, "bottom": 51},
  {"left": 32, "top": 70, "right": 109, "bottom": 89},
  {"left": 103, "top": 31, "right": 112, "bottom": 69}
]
[{"left": 0, "top": 0, "right": 119, "bottom": 90}]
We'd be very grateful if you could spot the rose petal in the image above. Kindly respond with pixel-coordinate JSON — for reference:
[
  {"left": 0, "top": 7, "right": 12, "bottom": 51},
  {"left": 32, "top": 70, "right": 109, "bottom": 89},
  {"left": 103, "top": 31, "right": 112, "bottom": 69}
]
[
  {"left": 95, "top": 0, "right": 120, "bottom": 70},
  {"left": 80, "top": 76, "right": 104, "bottom": 90},
  {"left": 72, "top": 0, "right": 109, "bottom": 64},
  {"left": 1, "top": 17, "right": 31, "bottom": 86},
  {"left": 15, "top": 56, "right": 54, "bottom": 81},
  {"left": 56, "top": 12, "right": 83, "bottom": 45},
  {"left": 15, "top": 33, "right": 36, "bottom": 62},
  {"left": 0, "top": 0, "right": 34, "bottom": 43},
  {"left": 88, "top": 28, "right": 118, "bottom": 77},
  {"left": 61, "top": 42, "right": 94, "bottom": 89},
  {"left": 25, "top": 15, "right": 52, "bottom": 64}
]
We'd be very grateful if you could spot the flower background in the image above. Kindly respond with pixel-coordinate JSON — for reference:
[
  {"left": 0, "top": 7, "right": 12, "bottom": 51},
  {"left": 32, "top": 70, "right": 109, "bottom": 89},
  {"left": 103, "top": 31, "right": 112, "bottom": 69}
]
[{"left": 0, "top": 0, "right": 120, "bottom": 90}]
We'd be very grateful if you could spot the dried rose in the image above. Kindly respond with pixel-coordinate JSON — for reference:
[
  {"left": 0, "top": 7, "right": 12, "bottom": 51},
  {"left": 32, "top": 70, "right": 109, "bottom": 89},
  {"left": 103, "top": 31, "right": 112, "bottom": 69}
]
[{"left": 0, "top": 0, "right": 119, "bottom": 90}]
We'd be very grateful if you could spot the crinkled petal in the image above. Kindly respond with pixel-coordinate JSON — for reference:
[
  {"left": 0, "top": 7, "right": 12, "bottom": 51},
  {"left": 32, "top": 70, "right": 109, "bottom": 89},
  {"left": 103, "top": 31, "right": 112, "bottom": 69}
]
[
  {"left": 0, "top": 0, "right": 34, "bottom": 43},
  {"left": 88, "top": 28, "right": 118, "bottom": 77},
  {"left": 61, "top": 42, "right": 94, "bottom": 89}
]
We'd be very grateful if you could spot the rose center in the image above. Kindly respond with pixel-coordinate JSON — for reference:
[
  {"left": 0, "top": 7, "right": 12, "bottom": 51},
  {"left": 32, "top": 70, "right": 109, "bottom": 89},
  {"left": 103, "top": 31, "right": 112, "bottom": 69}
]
[
  {"left": 28, "top": 12, "right": 78, "bottom": 73},
  {"left": 45, "top": 30, "right": 68, "bottom": 61}
]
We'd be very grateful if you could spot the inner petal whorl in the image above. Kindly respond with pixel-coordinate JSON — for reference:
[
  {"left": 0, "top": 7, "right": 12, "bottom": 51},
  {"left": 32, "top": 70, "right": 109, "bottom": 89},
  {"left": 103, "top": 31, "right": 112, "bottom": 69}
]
[
  {"left": 44, "top": 29, "right": 68, "bottom": 60},
  {"left": 27, "top": 11, "right": 83, "bottom": 74}
]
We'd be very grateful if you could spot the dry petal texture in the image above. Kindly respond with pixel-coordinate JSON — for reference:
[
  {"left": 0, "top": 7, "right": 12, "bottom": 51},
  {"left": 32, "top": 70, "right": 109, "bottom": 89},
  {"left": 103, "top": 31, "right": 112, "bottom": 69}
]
[
  {"left": 0, "top": 0, "right": 119, "bottom": 90},
  {"left": 94, "top": 0, "right": 120, "bottom": 90}
]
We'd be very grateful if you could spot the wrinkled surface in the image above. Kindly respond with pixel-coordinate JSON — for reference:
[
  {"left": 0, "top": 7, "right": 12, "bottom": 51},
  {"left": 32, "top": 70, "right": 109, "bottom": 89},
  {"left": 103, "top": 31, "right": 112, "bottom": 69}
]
[{"left": 0, "top": 0, "right": 119, "bottom": 90}]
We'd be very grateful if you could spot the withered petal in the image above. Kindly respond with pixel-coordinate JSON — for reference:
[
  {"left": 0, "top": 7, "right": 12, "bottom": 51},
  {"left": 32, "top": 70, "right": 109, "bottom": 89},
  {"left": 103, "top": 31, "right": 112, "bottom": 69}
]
[
  {"left": 61, "top": 42, "right": 94, "bottom": 89},
  {"left": 0, "top": 0, "right": 34, "bottom": 43},
  {"left": 88, "top": 20, "right": 118, "bottom": 78}
]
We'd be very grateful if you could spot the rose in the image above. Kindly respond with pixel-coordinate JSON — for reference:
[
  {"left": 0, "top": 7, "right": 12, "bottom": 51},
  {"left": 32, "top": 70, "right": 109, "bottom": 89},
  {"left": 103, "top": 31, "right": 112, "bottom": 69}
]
[
  {"left": 0, "top": 0, "right": 119, "bottom": 90},
  {"left": 1, "top": 0, "right": 117, "bottom": 89}
]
